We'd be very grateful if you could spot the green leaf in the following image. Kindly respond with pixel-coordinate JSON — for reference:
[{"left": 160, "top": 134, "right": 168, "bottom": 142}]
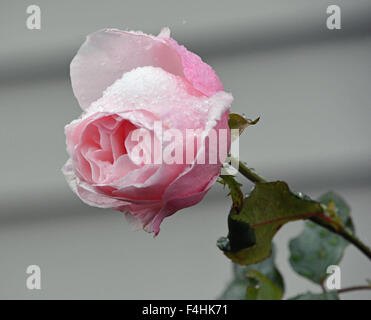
[
  {"left": 289, "top": 291, "right": 339, "bottom": 300},
  {"left": 289, "top": 192, "right": 354, "bottom": 284},
  {"left": 218, "top": 181, "right": 324, "bottom": 265},
  {"left": 245, "top": 270, "right": 283, "bottom": 300},
  {"left": 319, "top": 192, "right": 354, "bottom": 232},
  {"left": 219, "top": 244, "right": 284, "bottom": 300},
  {"left": 250, "top": 249, "right": 285, "bottom": 292},
  {"left": 233, "top": 244, "right": 285, "bottom": 292},
  {"left": 228, "top": 113, "right": 259, "bottom": 135}
]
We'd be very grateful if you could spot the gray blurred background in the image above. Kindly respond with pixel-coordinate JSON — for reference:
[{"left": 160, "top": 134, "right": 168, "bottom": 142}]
[{"left": 1, "top": 0, "right": 370, "bottom": 299}]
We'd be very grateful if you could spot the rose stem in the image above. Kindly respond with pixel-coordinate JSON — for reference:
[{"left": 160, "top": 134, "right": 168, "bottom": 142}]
[{"left": 337, "top": 285, "right": 371, "bottom": 294}]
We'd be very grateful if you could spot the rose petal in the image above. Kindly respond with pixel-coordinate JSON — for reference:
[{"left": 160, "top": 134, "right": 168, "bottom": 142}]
[
  {"left": 71, "top": 28, "right": 224, "bottom": 110},
  {"left": 166, "top": 37, "right": 223, "bottom": 97},
  {"left": 89, "top": 66, "right": 227, "bottom": 132},
  {"left": 62, "top": 159, "right": 125, "bottom": 208},
  {"left": 150, "top": 98, "right": 231, "bottom": 234},
  {"left": 71, "top": 29, "right": 184, "bottom": 109}
]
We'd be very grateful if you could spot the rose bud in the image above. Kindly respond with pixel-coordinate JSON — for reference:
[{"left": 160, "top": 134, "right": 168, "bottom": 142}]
[{"left": 63, "top": 28, "right": 233, "bottom": 235}]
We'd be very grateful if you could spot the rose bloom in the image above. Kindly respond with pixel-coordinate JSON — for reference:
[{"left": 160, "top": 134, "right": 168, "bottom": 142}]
[{"left": 63, "top": 28, "right": 233, "bottom": 235}]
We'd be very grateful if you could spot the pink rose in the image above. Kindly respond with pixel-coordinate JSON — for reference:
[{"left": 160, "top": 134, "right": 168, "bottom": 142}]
[{"left": 63, "top": 28, "right": 233, "bottom": 235}]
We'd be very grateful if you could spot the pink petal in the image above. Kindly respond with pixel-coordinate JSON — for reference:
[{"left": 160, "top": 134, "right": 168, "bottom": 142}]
[
  {"left": 71, "top": 29, "right": 183, "bottom": 109},
  {"left": 62, "top": 159, "right": 126, "bottom": 208},
  {"left": 151, "top": 109, "right": 231, "bottom": 235},
  {"left": 70, "top": 28, "right": 224, "bottom": 110},
  {"left": 166, "top": 37, "right": 223, "bottom": 97},
  {"left": 88, "top": 66, "right": 230, "bottom": 132}
]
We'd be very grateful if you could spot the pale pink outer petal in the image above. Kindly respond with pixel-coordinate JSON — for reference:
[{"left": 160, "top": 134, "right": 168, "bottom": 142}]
[
  {"left": 87, "top": 66, "right": 222, "bottom": 131},
  {"left": 151, "top": 97, "right": 232, "bottom": 235},
  {"left": 70, "top": 28, "right": 223, "bottom": 110},
  {"left": 62, "top": 159, "right": 125, "bottom": 208},
  {"left": 165, "top": 37, "right": 223, "bottom": 97},
  {"left": 71, "top": 29, "right": 184, "bottom": 110},
  {"left": 63, "top": 158, "right": 164, "bottom": 232},
  {"left": 63, "top": 159, "right": 163, "bottom": 231},
  {"left": 120, "top": 90, "right": 232, "bottom": 235}
]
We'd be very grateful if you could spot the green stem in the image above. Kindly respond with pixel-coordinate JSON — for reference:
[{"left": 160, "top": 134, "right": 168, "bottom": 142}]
[
  {"left": 310, "top": 216, "right": 371, "bottom": 261},
  {"left": 320, "top": 281, "right": 327, "bottom": 293},
  {"left": 238, "top": 161, "right": 267, "bottom": 183},
  {"left": 238, "top": 160, "right": 371, "bottom": 262}
]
